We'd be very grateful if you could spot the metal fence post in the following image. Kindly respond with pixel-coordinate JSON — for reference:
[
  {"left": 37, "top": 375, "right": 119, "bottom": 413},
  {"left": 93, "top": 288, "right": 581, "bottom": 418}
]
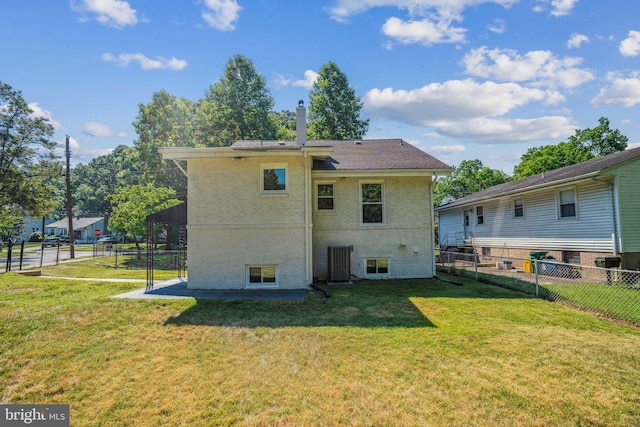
[
  {"left": 474, "top": 252, "right": 479, "bottom": 281},
  {"left": 534, "top": 259, "right": 539, "bottom": 297}
]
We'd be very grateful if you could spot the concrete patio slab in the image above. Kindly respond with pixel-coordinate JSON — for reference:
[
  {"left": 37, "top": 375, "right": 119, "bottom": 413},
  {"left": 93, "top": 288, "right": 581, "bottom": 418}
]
[{"left": 113, "top": 278, "right": 307, "bottom": 300}]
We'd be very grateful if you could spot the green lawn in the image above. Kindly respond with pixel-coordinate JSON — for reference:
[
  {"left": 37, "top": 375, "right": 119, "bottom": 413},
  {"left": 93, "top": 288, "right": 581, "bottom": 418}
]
[
  {"left": 1, "top": 272, "right": 639, "bottom": 426},
  {"left": 39, "top": 256, "right": 181, "bottom": 281}
]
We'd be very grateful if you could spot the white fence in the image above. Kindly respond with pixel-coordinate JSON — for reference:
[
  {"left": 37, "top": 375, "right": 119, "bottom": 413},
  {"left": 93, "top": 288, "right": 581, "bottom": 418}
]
[{"left": 437, "top": 251, "right": 640, "bottom": 324}]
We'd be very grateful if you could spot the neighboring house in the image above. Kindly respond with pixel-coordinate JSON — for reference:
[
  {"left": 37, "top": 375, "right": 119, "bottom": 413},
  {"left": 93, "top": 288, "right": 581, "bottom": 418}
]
[
  {"left": 159, "top": 104, "right": 451, "bottom": 290},
  {"left": 435, "top": 147, "right": 640, "bottom": 270},
  {"left": 16, "top": 215, "right": 55, "bottom": 241},
  {"left": 45, "top": 217, "right": 106, "bottom": 243}
]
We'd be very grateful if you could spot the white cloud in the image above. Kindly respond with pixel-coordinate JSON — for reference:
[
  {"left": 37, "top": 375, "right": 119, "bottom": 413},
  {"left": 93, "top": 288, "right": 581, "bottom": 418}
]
[
  {"left": 82, "top": 121, "right": 126, "bottom": 137},
  {"left": 364, "top": 79, "right": 548, "bottom": 124},
  {"left": 28, "top": 103, "right": 63, "bottom": 130},
  {"left": 363, "top": 79, "right": 576, "bottom": 142},
  {"left": 327, "top": 0, "right": 518, "bottom": 23},
  {"left": 71, "top": 0, "right": 138, "bottom": 28},
  {"left": 382, "top": 13, "right": 467, "bottom": 45},
  {"left": 533, "top": 0, "right": 578, "bottom": 17},
  {"left": 273, "top": 70, "right": 318, "bottom": 89},
  {"left": 628, "top": 142, "right": 640, "bottom": 149},
  {"left": 591, "top": 73, "right": 640, "bottom": 107},
  {"left": 462, "top": 46, "right": 594, "bottom": 89},
  {"left": 429, "top": 116, "right": 575, "bottom": 142},
  {"left": 488, "top": 18, "right": 506, "bottom": 34},
  {"left": 202, "top": 0, "right": 242, "bottom": 31},
  {"left": 428, "top": 144, "right": 466, "bottom": 156},
  {"left": 293, "top": 70, "right": 319, "bottom": 89},
  {"left": 566, "top": 33, "right": 589, "bottom": 49},
  {"left": 619, "top": 30, "right": 640, "bottom": 57},
  {"left": 102, "top": 53, "right": 187, "bottom": 70}
]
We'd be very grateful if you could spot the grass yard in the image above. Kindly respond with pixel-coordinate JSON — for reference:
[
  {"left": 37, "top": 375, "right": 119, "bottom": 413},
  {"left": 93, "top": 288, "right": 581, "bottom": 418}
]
[
  {"left": 1, "top": 271, "right": 639, "bottom": 426},
  {"left": 39, "top": 257, "right": 180, "bottom": 281}
]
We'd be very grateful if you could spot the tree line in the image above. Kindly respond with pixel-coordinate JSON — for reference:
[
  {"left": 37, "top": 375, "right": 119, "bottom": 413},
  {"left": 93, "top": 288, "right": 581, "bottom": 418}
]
[
  {"left": 0, "top": 56, "right": 368, "bottom": 241},
  {"left": 0, "top": 54, "right": 630, "bottom": 241}
]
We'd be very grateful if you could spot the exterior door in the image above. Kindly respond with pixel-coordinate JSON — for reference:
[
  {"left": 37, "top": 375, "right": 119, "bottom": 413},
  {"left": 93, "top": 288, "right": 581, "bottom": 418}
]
[{"left": 463, "top": 210, "right": 470, "bottom": 240}]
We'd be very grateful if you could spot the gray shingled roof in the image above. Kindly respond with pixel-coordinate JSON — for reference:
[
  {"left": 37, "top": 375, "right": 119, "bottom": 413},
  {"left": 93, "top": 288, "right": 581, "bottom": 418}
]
[
  {"left": 308, "top": 139, "right": 452, "bottom": 171},
  {"left": 230, "top": 139, "right": 452, "bottom": 172},
  {"left": 436, "top": 146, "right": 640, "bottom": 210},
  {"left": 46, "top": 217, "right": 103, "bottom": 230}
]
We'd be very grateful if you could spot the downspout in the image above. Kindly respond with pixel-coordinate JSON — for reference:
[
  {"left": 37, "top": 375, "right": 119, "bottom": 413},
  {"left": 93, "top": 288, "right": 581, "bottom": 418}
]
[
  {"left": 429, "top": 175, "right": 436, "bottom": 277},
  {"left": 304, "top": 152, "right": 313, "bottom": 286}
]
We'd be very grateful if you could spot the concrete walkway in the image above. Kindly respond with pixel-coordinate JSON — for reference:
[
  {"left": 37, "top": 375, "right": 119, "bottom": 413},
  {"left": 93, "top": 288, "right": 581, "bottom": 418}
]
[{"left": 113, "top": 278, "right": 307, "bottom": 301}]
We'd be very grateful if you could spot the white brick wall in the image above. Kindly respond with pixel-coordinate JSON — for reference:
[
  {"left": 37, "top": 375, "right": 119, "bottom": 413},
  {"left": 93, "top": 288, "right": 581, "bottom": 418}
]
[
  {"left": 187, "top": 156, "right": 307, "bottom": 289},
  {"left": 186, "top": 155, "right": 436, "bottom": 289},
  {"left": 312, "top": 176, "right": 435, "bottom": 281}
]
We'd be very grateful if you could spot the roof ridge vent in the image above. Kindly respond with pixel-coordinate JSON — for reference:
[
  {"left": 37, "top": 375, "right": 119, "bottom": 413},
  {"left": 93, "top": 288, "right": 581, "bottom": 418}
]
[{"left": 354, "top": 140, "right": 362, "bottom": 145}]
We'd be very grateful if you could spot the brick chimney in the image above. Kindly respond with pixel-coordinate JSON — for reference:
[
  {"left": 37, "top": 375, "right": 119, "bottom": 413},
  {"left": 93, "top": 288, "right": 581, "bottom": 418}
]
[{"left": 296, "top": 100, "right": 306, "bottom": 146}]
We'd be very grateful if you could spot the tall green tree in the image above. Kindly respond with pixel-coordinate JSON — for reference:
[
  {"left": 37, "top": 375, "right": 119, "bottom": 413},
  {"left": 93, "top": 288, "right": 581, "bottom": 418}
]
[
  {"left": 195, "top": 55, "right": 276, "bottom": 147},
  {"left": 132, "top": 90, "right": 195, "bottom": 197},
  {"left": 0, "top": 81, "right": 62, "bottom": 217},
  {"left": 307, "top": 61, "right": 369, "bottom": 140},
  {"left": 513, "top": 117, "right": 628, "bottom": 178},
  {"left": 434, "top": 159, "right": 510, "bottom": 206},
  {"left": 270, "top": 110, "right": 296, "bottom": 141},
  {"left": 106, "top": 183, "right": 181, "bottom": 250}
]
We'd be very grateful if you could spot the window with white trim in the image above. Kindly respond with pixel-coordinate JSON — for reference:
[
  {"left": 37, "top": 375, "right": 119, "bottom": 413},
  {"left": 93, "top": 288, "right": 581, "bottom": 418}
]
[
  {"left": 361, "top": 182, "right": 384, "bottom": 224},
  {"left": 317, "top": 183, "right": 335, "bottom": 211},
  {"left": 366, "top": 258, "right": 389, "bottom": 275},
  {"left": 513, "top": 197, "right": 524, "bottom": 218},
  {"left": 261, "top": 164, "right": 287, "bottom": 193},
  {"left": 476, "top": 205, "right": 484, "bottom": 225},
  {"left": 248, "top": 265, "right": 277, "bottom": 285},
  {"left": 558, "top": 188, "right": 576, "bottom": 219}
]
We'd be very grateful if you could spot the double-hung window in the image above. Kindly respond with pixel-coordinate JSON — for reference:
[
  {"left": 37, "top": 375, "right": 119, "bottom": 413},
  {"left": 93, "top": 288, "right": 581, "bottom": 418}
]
[
  {"left": 513, "top": 197, "right": 524, "bottom": 218},
  {"left": 476, "top": 205, "right": 484, "bottom": 225},
  {"left": 317, "top": 183, "right": 335, "bottom": 211},
  {"left": 558, "top": 188, "right": 576, "bottom": 219},
  {"left": 361, "top": 182, "right": 384, "bottom": 224}
]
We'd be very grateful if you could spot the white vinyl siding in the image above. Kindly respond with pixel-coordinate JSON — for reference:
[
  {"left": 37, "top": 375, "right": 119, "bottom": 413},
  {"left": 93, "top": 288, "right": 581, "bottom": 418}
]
[{"left": 437, "top": 179, "right": 615, "bottom": 252}]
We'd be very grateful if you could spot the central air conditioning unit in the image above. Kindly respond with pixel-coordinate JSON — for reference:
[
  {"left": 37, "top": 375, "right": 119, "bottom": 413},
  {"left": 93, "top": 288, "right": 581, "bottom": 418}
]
[{"left": 327, "top": 246, "right": 351, "bottom": 283}]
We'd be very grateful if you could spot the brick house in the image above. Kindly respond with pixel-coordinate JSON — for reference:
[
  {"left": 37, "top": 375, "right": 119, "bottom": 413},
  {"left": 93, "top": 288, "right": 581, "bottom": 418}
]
[{"left": 159, "top": 104, "right": 451, "bottom": 289}]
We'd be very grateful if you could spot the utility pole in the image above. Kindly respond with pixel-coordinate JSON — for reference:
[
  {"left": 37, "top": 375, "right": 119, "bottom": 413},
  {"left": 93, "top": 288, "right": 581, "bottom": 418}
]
[{"left": 65, "top": 135, "right": 75, "bottom": 258}]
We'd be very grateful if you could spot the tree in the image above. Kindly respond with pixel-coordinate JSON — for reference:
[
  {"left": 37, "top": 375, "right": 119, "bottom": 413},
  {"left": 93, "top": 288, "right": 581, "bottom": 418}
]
[
  {"left": 513, "top": 117, "right": 628, "bottom": 178},
  {"left": 71, "top": 145, "right": 140, "bottom": 216},
  {"left": 106, "top": 183, "right": 181, "bottom": 250},
  {"left": 270, "top": 110, "right": 296, "bottom": 141},
  {"left": 132, "top": 90, "right": 195, "bottom": 197},
  {"left": 434, "top": 159, "right": 510, "bottom": 206},
  {"left": 0, "top": 82, "right": 62, "bottom": 217},
  {"left": 307, "top": 61, "right": 369, "bottom": 140},
  {"left": 0, "top": 205, "right": 25, "bottom": 242},
  {"left": 195, "top": 55, "right": 276, "bottom": 147}
]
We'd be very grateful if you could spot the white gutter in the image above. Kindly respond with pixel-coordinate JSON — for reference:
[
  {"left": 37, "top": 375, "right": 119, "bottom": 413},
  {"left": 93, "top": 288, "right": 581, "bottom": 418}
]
[{"left": 304, "top": 152, "right": 313, "bottom": 286}]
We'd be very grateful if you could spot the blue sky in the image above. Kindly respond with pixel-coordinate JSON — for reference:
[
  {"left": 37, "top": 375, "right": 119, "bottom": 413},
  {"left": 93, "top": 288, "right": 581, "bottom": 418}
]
[{"left": 2, "top": 0, "right": 639, "bottom": 174}]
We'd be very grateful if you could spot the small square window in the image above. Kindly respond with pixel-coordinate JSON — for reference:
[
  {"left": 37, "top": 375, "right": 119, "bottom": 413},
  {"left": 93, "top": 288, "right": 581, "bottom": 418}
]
[{"left": 263, "top": 168, "right": 286, "bottom": 191}]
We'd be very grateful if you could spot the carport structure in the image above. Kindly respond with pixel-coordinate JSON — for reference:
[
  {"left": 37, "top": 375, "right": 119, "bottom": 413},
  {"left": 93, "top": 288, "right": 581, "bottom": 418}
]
[{"left": 146, "top": 203, "right": 187, "bottom": 290}]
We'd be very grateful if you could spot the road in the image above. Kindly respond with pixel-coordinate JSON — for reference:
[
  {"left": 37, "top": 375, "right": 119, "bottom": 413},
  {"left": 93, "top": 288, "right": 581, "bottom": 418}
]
[{"left": 2, "top": 245, "right": 99, "bottom": 271}]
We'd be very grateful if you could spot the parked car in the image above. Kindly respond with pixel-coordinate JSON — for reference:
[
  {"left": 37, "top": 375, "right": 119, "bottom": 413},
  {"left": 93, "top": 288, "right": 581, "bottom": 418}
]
[
  {"left": 43, "top": 237, "right": 61, "bottom": 247},
  {"left": 96, "top": 236, "right": 117, "bottom": 244}
]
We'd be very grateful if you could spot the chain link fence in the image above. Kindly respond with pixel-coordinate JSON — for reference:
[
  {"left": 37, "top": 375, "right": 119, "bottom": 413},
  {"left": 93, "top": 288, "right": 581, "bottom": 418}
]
[{"left": 437, "top": 250, "right": 640, "bottom": 324}]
